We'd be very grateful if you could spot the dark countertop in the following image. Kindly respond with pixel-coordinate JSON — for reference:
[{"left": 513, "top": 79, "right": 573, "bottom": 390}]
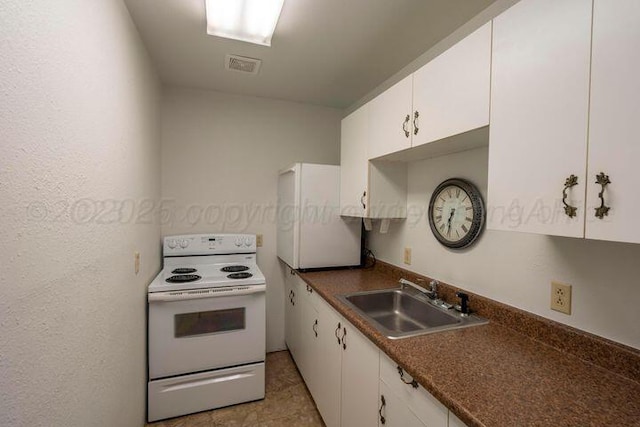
[{"left": 297, "top": 266, "right": 640, "bottom": 427}]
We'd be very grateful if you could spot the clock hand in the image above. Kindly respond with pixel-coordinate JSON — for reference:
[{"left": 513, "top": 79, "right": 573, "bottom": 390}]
[{"left": 447, "top": 208, "right": 455, "bottom": 233}]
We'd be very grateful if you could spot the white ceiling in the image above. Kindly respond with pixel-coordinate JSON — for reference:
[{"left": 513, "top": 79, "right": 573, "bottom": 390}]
[{"left": 124, "top": 0, "right": 497, "bottom": 109}]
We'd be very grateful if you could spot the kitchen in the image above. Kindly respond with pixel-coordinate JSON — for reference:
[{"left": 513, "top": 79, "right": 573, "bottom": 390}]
[{"left": 1, "top": 0, "right": 639, "bottom": 426}]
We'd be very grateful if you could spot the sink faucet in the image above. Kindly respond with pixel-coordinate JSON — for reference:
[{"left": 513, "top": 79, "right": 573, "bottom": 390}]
[{"left": 399, "top": 278, "right": 439, "bottom": 300}]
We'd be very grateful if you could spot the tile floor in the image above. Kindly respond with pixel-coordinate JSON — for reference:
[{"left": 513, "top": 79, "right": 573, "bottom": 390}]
[{"left": 147, "top": 351, "right": 325, "bottom": 427}]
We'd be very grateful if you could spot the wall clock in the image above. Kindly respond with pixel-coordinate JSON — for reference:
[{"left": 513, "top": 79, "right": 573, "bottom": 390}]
[{"left": 428, "top": 178, "right": 485, "bottom": 249}]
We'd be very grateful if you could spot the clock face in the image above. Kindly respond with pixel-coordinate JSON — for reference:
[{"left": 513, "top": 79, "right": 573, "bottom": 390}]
[{"left": 428, "top": 179, "right": 485, "bottom": 249}]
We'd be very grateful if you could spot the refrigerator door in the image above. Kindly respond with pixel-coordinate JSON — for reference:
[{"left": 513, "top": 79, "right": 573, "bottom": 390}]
[{"left": 277, "top": 164, "right": 300, "bottom": 268}]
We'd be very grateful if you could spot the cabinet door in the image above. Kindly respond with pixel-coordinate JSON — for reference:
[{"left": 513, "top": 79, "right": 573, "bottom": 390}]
[
  {"left": 487, "top": 0, "right": 592, "bottom": 237},
  {"left": 314, "top": 298, "right": 343, "bottom": 427},
  {"left": 379, "top": 380, "right": 425, "bottom": 427},
  {"left": 586, "top": 0, "right": 640, "bottom": 244},
  {"left": 412, "top": 22, "right": 491, "bottom": 147},
  {"left": 368, "top": 75, "right": 413, "bottom": 159},
  {"left": 341, "top": 323, "right": 380, "bottom": 427},
  {"left": 340, "top": 104, "right": 369, "bottom": 217},
  {"left": 300, "top": 293, "right": 320, "bottom": 398},
  {"left": 284, "top": 271, "right": 300, "bottom": 362}
]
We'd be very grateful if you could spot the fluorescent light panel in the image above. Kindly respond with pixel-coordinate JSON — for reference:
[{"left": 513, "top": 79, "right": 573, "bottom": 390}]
[{"left": 205, "top": 0, "right": 285, "bottom": 47}]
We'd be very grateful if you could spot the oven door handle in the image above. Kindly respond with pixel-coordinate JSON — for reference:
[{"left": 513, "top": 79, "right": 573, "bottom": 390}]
[{"left": 148, "top": 284, "right": 266, "bottom": 302}]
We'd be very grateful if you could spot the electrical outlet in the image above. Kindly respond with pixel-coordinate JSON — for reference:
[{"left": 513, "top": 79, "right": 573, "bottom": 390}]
[
  {"left": 134, "top": 252, "right": 140, "bottom": 275},
  {"left": 256, "top": 234, "right": 263, "bottom": 247},
  {"left": 403, "top": 247, "right": 412, "bottom": 265},
  {"left": 550, "top": 281, "right": 571, "bottom": 315}
]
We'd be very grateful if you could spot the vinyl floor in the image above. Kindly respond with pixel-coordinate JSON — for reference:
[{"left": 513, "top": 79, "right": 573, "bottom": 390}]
[{"left": 147, "top": 351, "right": 325, "bottom": 427}]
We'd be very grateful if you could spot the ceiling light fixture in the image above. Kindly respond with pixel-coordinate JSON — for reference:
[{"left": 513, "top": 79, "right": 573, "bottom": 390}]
[{"left": 205, "top": 0, "right": 285, "bottom": 47}]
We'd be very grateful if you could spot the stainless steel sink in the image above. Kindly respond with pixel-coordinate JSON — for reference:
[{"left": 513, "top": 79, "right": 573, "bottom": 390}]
[{"left": 337, "top": 288, "right": 488, "bottom": 339}]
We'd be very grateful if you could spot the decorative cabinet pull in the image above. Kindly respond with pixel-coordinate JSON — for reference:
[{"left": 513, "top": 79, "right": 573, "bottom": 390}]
[
  {"left": 360, "top": 190, "right": 367, "bottom": 210},
  {"left": 397, "top": 366, "right": 419, "bottom": 388},
  {"left": 379, "top": 395, "right": 386, "bottom": 424},
  {"left": 413, "top": 111, "right": 420, "bottom": 135},
  {"left": 402, "top": 114, "right": 410, "bottom": 138},
  {"left": 312, "top": 319, "right": 318, "bottom": 337},
  {"left": 288, "top": 290, "right": 293, "bottom": 305},
  {"left": 342, "top": 327, "right": 347, "bottom": 350},
  {"left": 334, "top": 322, "right": 342, "bottom": 345},
  {"left": 595, "top": 172, "right": 611, "bottom": 219},
  {"left": 291, "top": 290, "right": 295, "bottom": 306},
  {"left": 562, "top": 174, "right": 579, "bottom": 218}
]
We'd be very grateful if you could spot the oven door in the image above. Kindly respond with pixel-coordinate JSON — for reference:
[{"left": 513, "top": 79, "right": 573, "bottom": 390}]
[{"left": 148, "top": 285, "right": 266, "bottom": 379}]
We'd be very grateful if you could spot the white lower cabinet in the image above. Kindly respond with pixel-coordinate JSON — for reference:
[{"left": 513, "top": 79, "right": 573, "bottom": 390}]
[
  {"left": 379, "top": 380, "right": 425, "bottom": 427},
  {"left": 285, "top": 274, "right": 468, "bottom": 427},
  {"left": 379, "top": 353, "right": 448, "bottom": 427}
]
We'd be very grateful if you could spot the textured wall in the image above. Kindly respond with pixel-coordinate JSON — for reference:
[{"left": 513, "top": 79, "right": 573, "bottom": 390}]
[
  {"left": 368, "top": 147, "right": 640, "bottom": 349},
  {"left": 0, "top": 0, "right": 161, "bottom": 426},
  {"left": 160, "top": 87, "right": 342, "bottom": 352}
]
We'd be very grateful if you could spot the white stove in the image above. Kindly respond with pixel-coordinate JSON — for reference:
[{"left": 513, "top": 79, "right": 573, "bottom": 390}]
[{"left": 147, "top": 233, "right": 266, "bottom": 422}]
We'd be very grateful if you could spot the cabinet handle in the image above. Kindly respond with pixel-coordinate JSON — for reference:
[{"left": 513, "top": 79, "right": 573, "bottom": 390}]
[
  {"left": 413, "top": 111, "right": 419, "bottom": 135},
  {"left": 562, "top": 175, "right": 579, "bottom": 218},
  {"left": 291, "top": 290, "right": 295, "bottom": 306},
  {"left": 312, "top": 319, "right": 318, "bottom": 337},
  {"left": 342, "top": 327, "right": 347, "bottom": 350},
  {"left": 402, "top": 114, "right": 410, "bottom": 138},
  {"left": 335, "top": 322, "right": 342, "bottom": 345},
  {"left": 360, "top": 190, "right": 367, "bottom": 210},
  {"left": 594, "top": 172, "right": 611, "bottom": 219},
  {"left": 306, "top": 284, "right": 313, "bottom": 294},
  {"left": 397, "top": 366, "right": 419, "bottom": 388},
  {"left": 379, "top": 394, "right": 386, "bottom": 425}
]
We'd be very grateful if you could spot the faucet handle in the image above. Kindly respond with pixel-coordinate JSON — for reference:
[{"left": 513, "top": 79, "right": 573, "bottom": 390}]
[
  {"left": 455, "top": 292, "right": 470, "bottom": 316},
  {"left": 429, "top": 280, "right": 439, "bottom": 293}
]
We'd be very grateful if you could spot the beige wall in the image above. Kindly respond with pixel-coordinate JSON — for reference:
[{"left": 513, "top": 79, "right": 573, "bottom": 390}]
[
  {"left": 160, "top": 87, "right": 342, "bottom": 352},
  {"left": 0, "top": 0, "right": 161, "bottom": 425},
  {"left": 368, "top": 147, "right": 640, "bottom": 349}
]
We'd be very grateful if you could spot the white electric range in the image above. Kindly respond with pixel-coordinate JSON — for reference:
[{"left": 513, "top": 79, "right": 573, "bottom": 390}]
[{"left": 147, "top": 234, "right": 266, "bottom": 422}]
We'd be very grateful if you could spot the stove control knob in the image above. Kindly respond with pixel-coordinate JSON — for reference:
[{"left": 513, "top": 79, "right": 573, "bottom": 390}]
[
  {"left": 235, "top": 237, "right": 243, "bottom": 247},
  {"left": 180, "top": 239, "right": 189, "bottom": 248},
  {"left": 244, "top": 236, "right": 254, "bottom": 247},
  {"left": 167, "top": 239, "right": 177, "bottom": 249}
]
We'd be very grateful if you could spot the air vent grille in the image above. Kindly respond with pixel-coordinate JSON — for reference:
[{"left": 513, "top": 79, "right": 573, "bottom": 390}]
[{"left": 225, "top": 54, "right": 262, "bottom": 75}]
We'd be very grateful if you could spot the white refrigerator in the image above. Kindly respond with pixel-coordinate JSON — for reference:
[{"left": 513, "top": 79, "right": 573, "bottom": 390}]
[{"left": 277, "top": 163, "right": 361, "bottom": 269}]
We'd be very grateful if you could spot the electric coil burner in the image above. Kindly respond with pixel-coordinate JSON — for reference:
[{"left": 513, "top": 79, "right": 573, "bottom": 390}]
[
  {"left": 227, "top": 272, "right": 253, "bottom": 279},
  {"left": 165, "top": 274, "right": 201, "bottom": 283},
  {"left": 171, "top": 268, "right": 198, "bottom": 274},
  {"left": 221, "top": 265, "right": 250, "bottom": 273}
]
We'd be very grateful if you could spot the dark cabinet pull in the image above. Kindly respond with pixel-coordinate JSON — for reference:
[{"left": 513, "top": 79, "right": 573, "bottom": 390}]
[
  {"left": 595, "top": 172, "right": 611, "bottom": 219},
  {"left": 334, "top": 322, "right": 342, "bottom": 345},
  {"left": 413, "top": 111, "right": 420, "bottom": 135},
  {"left": 562, "top": 174, "right": 579, "bottom": 218},
  {"left": 291, "top": 290, "right": 295, "bottom": 306},
  {"left": 288, "top": 290, "right": 293, "bottom": 305},
  {"left": 361, "top": 191, "right": 367, "bottom": 210},
  {"left": 342, "top": 327, "right": 347, "bottom": 350},
  {"left": 397, "top": 366, "right": 419, "bottom": 388},
  {"left": 312, "top": 319, "right": 318, "bottom": 337},
  {"left": 402, "top": 114, "right": 410, "bottom": 138},
  {"left": 379, "top": 395, "right": 386, "bottom": 424}
]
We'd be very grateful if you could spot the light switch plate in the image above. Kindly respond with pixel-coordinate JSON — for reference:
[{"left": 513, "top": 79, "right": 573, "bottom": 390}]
[
  {"left": 403, "top": 247, "right": 411, "bottom": 265},
  {"left": 256, "top": 234, "right": 263, "bottom": 247}
]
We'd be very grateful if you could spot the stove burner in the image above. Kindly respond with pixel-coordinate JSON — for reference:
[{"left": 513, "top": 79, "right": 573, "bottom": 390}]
[
  {"left": 221, "top": 265, "right": 250, "bottom": 273},
  {"left": 171, "top": 268, "right": 197, "bottom": 274},
  {"left": 227, "top": 272, "right": 253, "bottom": 279},
  {"left": 166, "top": 274, "right": 201, "bottom": 283}
]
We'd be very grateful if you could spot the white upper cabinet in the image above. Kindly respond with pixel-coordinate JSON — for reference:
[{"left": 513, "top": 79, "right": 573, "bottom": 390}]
[
  {"left": 340, "top": 103, "right": 407, "bottom": 219},
  {"left": 412, "top": 22, "right": 491, "bottom": 149},
  {"left": 487, "top": 0, "right": 592, "bottom": 237},
  {"left": 340, "top": 104, "right": 370, "bottom": 217},
  {"left": 586, "top": 0, "right": 640, "bottom": 244},
  {"left": 368, "top": 75, "right": 413, "bottom": 159}
]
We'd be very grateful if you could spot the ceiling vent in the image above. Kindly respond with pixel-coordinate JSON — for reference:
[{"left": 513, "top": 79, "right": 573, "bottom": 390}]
[{"left": 225, "top": 54, "right": 262, "bottom": 75}]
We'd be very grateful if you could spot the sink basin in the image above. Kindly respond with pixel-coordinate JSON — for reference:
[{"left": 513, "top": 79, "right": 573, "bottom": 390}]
[{"left": 337, "top": 288, "right": 488, "bottom": 339}]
